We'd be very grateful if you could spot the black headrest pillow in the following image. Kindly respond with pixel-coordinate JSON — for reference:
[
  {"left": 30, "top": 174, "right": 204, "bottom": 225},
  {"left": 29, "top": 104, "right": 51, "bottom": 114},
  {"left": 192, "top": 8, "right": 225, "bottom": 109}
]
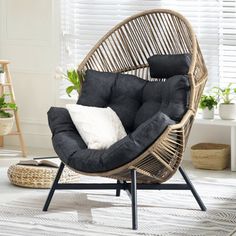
[{"left": 147, "top": 53, "right": 191, "bottom": 78}]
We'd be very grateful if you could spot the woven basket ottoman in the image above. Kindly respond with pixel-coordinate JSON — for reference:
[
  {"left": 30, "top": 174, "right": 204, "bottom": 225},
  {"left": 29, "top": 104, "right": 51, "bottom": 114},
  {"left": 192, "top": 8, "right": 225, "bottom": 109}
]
[{"left": 8, "top": 164, "right": 79, "bottom": 188}]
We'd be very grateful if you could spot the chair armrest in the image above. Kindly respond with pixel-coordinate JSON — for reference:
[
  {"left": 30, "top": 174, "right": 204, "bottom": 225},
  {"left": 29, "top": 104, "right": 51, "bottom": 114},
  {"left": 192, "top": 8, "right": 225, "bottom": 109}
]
[
  {"left": 48, "top": 107, "right": 77, "bottom": 136},
  {"left": 101, "top": 111, "right": 175, "bottom": 172},
  {"left": 130, "top": 111, "right": 175, "bottom": 147}
]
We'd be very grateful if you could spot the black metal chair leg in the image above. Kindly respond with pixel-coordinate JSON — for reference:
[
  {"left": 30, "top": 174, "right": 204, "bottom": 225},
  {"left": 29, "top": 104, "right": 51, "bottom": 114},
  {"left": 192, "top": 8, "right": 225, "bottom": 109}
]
[
  {"left": 131, "top": 169, "right": 138, "bottom": 230},
  {"left": 179, "top": 166, "right": 207, "bottom": 211},
  {"left": 43, "top": 162, "right": 65, "bottom": 211},
  {"left": 116, "top": 180, "right": 121, "bottom": 197}
]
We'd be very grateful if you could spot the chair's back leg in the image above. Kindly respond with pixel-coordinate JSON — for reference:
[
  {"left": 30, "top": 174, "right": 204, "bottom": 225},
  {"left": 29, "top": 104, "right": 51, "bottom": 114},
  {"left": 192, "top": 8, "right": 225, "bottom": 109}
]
[
  {"left": 43, "top": 162, "right": 65, "bottom": 211},
  {"left": 179, "top": 166, "right": 207, "bottom": 211},
  {"left": 131, "top": 169, "right": 138, "bottom": 230}
]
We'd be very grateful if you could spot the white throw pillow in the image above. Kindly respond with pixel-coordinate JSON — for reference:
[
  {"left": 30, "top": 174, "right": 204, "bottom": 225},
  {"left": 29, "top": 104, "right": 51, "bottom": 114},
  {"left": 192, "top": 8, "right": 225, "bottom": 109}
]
[{"left": 66, "top": 104, "right": 127, "bottom": 149}]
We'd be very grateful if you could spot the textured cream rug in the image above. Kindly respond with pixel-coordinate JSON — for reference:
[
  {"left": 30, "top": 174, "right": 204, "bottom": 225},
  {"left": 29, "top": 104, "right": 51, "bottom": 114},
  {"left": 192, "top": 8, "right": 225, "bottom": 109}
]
[{"left": 1, "top": 168, "right": 236, "bottom": 236}]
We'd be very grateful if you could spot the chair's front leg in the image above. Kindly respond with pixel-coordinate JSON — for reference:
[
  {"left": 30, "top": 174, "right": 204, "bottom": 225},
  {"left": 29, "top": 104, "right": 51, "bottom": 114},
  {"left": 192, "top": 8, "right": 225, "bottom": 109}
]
[
  {"left": 179, "top": 166, "right": 207, "bottom": 211},
  {"left": 43, "top": 162, "right": 65, "bottom": 211},
  {"left": 131, "top": 169, "right": 138, "bottom": 230}
]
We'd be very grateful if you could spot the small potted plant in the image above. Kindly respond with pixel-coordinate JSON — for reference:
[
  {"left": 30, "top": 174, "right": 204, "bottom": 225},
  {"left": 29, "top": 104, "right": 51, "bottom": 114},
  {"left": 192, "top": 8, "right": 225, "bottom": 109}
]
[
  {"left": 199, "top": 94, "right": 218, "bottom": 119},
  {"left": 212, "top": 83, "right": 236, "bottom": 120},
  {"left": 55, "top": 66, "right": 84, "bottom": 97},
  {"left": 0, "top": 94, "right": 17, "bottom": 135},
  {"left": 65, "top": 69, "right": 84, "bottom": 97}
]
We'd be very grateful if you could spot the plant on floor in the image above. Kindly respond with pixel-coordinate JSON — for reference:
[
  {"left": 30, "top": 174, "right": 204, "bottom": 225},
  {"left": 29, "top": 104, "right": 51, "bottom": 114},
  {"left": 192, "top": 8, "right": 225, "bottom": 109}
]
[
  {"left": 0, "top": 94, "right": 17, "bottom": 118},
  {"left": 211, "top": 83, "right": 236, "bottom": 120},
  {"left": 0, "top": 94, "right": 17, "bottom": 135}
]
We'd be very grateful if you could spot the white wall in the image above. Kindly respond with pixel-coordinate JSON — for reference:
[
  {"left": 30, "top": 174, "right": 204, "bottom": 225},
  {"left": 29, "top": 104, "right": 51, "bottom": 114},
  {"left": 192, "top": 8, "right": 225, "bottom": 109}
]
[
  {"left": 0, "top": 0, "right": 60, "bottom": 149},
  {"left": 0, "top": 1, "right": 231, "bottom": 154}
]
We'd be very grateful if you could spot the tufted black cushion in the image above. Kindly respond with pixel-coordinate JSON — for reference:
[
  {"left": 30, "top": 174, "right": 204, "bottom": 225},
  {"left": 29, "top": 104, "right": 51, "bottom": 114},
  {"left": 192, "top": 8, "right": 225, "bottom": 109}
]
[
  {"left": 78, "top": 70, "right": 189, "bottom": 131},
  {"left": 134, "top": 75, "right": 190, "bottom": 128},
  {"left": 147, "top": 54, "right": 191, "bottom": 78},
  {"left": 77, "top": 70, "right": 117, "bottom": 107},
  {"left": 48, "top": 67, "right": 190, "bottom": 173},
  {"left": 109, "top": 74, "right": 146, "bottom": 132},
  {"left": 78, "top": 70, "right": 146, "bottom": 132},
  {"left": 48, "top": 107, "right": 175, "bottom": 173}
]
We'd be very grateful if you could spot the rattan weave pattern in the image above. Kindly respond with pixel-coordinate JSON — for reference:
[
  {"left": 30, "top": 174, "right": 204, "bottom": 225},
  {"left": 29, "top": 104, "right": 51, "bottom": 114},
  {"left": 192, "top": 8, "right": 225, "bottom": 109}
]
[{"left": 72, "top": 9, "right": 208, "bottom": 183}]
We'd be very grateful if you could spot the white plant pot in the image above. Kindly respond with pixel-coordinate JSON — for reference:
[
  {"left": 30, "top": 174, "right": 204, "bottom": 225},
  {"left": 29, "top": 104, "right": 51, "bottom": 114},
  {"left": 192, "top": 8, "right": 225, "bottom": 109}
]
[
  {"left": 0, "top": 116, "right": 14, "bottom": 135},
  {"left": 219, "top": 103, "right": 236, "bottom": 120},
  {"left": 202, "top": 107, "right": 214, "bottom": 119}
]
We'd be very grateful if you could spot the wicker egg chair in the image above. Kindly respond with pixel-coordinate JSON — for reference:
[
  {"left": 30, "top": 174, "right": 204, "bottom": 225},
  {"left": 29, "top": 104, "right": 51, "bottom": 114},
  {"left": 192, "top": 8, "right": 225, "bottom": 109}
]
[{"left": 43, "top": 9, "right": 208, "bottom": 230}]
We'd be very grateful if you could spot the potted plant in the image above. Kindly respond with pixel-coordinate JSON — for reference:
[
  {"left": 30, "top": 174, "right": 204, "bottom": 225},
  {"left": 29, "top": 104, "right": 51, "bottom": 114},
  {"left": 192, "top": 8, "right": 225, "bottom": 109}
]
[
  {"left": 212, "top": 83, "right": 236, "bottom": 120},
  {"left": 199, "top": 94, "right": 218, "bottom": 119},
  {"left": 0, "top": 94, "right": 17, "bottom": 135},
  {"left": 55, "top": 67, "right": 84, "bottom": 97}
]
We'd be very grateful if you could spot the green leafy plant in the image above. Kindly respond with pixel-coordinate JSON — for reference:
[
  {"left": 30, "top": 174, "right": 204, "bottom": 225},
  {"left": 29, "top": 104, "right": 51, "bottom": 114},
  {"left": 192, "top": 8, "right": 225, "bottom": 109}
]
[
  {"left": 55, "top": 66, "right": 84, "bottom": 97},
  {"left": 211, "top": 83, "right": 236, "bottom": 104},
  {"left": 0, "top": 94, "right": 17, "bottom": 118},
  {"left": 199, "top": 95, "right": 218, "bottom": 110},
  {"left": 65, "top": 69, "right": 84, "bottom": 97}
]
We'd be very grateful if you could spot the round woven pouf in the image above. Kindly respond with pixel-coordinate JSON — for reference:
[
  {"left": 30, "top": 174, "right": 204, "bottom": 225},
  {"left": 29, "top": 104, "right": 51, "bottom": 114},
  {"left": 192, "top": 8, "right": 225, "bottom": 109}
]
[{"left": 8, "top": 164, "right": 79, "bottom": 189}]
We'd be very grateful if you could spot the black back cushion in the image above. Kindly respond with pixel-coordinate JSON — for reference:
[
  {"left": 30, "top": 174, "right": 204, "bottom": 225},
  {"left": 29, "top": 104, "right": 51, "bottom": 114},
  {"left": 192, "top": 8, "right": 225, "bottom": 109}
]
[
  {"left": 78, "top": 70, "right": 190, "bottom": 132},
  {"left": 77, "top": 70, "right": 117, "bottom": 107},
  {"left": 134, "top": 75, "right": 190, "bottom": 129},
  {"left": 147, "top": 54, "right": 191, "bottom": 78},
  {"left": 109, "top": 74, "right": 146, "bottom": 132},
  {"left": 78, "top": 70, "right": 146, "bottom": 132}
]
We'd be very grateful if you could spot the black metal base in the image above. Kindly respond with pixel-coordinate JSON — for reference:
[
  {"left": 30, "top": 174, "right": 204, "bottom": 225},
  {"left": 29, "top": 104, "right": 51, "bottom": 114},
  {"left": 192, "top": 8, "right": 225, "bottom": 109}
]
[{"left": 43, "top": 162, "right": 206, "bottom": 230}]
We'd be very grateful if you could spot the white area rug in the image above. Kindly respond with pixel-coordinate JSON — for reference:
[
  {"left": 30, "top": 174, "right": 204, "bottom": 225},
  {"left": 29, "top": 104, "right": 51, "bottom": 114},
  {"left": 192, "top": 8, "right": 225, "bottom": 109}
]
[{"left": 1, "top": 168, "right": 236, "bottom": 236}]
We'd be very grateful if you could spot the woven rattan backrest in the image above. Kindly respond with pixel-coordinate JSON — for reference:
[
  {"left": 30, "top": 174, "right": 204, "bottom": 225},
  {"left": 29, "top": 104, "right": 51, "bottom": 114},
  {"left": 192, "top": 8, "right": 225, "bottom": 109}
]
[{"left": 78, "top": 9, "right": 207, "bottom": 114}]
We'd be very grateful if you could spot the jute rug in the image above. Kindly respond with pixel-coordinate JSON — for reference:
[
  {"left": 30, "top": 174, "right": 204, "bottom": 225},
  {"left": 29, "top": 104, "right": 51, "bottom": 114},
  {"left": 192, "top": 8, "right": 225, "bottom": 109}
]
[{"left": 1, "top": 168, "right": 236, "bottom": 236}]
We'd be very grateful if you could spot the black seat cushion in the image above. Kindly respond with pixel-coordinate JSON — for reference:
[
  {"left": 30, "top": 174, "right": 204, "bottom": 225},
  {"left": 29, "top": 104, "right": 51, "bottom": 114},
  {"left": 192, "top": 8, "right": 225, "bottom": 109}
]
[
  {"left": 48, "top": 67, "right": 190, "bottom": 173},
  {"left": 48, "top": 107, "right": 175, "bottom": 173}
]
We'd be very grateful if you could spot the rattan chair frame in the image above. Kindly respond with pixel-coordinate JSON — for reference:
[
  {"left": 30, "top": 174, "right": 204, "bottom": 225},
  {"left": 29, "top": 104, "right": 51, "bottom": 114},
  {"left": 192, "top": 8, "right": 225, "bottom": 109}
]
[
  {"left": 44, "top": 9, "right": 208, "bottom": 230},
  {"left": 75, "top": 8, "right": 208, "bottom": 183}
]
